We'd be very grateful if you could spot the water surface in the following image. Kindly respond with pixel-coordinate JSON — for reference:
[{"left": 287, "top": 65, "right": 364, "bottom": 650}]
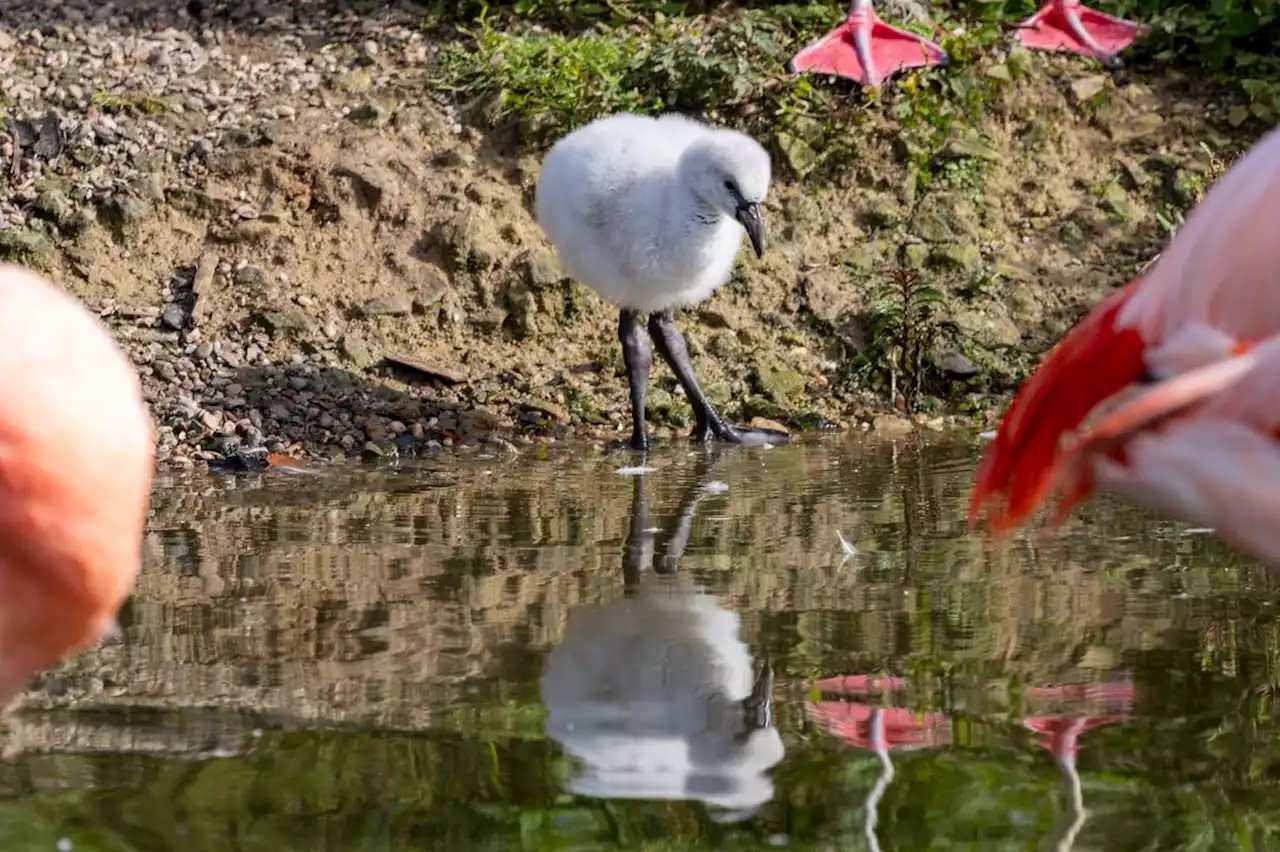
[{"left": 3, "top": 433, "right": 1280, "bottom": 851}]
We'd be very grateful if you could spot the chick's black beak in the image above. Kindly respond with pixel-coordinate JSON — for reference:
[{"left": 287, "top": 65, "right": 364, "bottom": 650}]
[{"left": 735, "top": 201, "right": 765, "bottom": 259}]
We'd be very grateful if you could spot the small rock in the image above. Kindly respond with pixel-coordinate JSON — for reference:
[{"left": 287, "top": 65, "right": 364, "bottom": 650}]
[
  {"left": 838, "top": 240, "right": 887, "bottom": 271},
  {"left": 1100, "top": 183, "right": 1140, "bottom": 222},
  {"left": 937, "top": 131, "right": 1002, "bottom": 163},
  {"left": 871, "top": 414, "right": 915, "bottom": 435},
  {"left": 234, "top": 266, "right": 268, "bottom": 290},
  {"left": 522, "top": 399, "right": 569, "bottom": 422},
  {"left": 100, "top": 194, "right": 152, "bottom": 228},
  {"left": 933, "top": 350, "right": 980, "bottom": 377},
  {"left": 333, "top": 68, "right": 373, "bottom": 93},
  {"left": 334, "top": 162, "right": 389, "bottom": 212},
  {"left": 753, "top": 360, "right": 806, "bottom": 403},
  {"left": 152, "top": 360, "right": 177, "bottom": 382},
  {"left": 161, "top": 303, "right": 187, "bottom": 330},
  {"left": 131, "top": 171, "right": 167, "bottom": 203},
  {"left": 775, "top": 131, "right": 820, "bottom": 177},
  {"left": 413, "top": 267, "right": 451, "bottom": 311},
  {"left": 747, "top": 417, "right": 790, "bottom": 435},
  {"left": 340, "top": 333, "right": 376, "bottom": 368},
  {"left": 384, "top": 352, "right": 469, "bottom": 384},
  {"left": 911, "top": 193, "right": 979, "bottom": 244},
  {"left": 929, "top": 243, "right": 982, "bottom": 271},
  {"left": 459, "top": 406, "right": 502, "bottom": 433},
  {"left": 199, "top": 409, "right": 223, "bottom": 432},
  {"left": 435, "top": 210, "right": 501, "bottom": 272},
  {"left": 707, "top": 331, "right": 742, "bottom": 359},
  {"left": 1006, "top": 45, "right": 1034, "bottom": 77},
  {"left": 953, "top": 306, "right": 1023, "bottom": 349},
  {"left": 33, "top": 187, "right": 75, "bottom": 229},
  {"left": 1104, "top": 112, "right": 1165, "bottom": 144},
  {"left": 347, "top": 99, "right": 396, "bottom": 128},
  {"left": 1070, "top": 74, "right": 1109, "bottom": 103},
  {"left": 254, "top": 309, "right": 312, "bottom": 335},
  {"left": 520, "top": 247, "right": 562, "bottom": 288},
  {"left": 901, "top": 243, "right": 929, "bottom": 269},
  {"left": 358, "top": 294, "right": 413, "bottom": 317},
  {"left": 859, "top": 196, "right": 899, "bottom": 228}
]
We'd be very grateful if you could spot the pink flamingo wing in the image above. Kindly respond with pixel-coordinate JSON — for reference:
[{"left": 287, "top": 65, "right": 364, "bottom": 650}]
[{"left": 1088, "top": 337, "right": 1280, "bottom": 563}]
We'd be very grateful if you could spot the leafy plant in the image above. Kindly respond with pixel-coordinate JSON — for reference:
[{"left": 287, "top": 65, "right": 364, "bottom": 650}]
[
  {"left": 1154, "top": 140, "right": 1232, "bottom": 238},
  {"left": 1120, "top": 0, "right": 1280, "bottom": 124},
  {"left": 430, "top": 2, "right": 1017, "bottom": 181},
  {"left": 853, "top": 267, "right": 954, "bottom": 413}
]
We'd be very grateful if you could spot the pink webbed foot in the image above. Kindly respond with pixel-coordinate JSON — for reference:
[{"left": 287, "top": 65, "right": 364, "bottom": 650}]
[
  {"left": 787, "top": 3, "right": 949, "bottom": 87},
  {"left": 1015, "top": 0, "right": 1150, "bottom": 66}
]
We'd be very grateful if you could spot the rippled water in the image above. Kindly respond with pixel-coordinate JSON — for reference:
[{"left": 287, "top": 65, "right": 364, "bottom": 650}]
[{"left": 3, "top": 432, "right": 1280, "bottom": 850}]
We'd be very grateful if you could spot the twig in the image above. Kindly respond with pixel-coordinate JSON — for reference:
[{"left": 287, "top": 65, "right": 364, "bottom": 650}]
[{"left": 6, "top": 129, "right": 19, "bottom": 183}]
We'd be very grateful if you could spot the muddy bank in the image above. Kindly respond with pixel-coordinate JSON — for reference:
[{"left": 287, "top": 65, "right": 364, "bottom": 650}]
[{"left": 0, "top": 0, "right": 1263, "bottom": 469}]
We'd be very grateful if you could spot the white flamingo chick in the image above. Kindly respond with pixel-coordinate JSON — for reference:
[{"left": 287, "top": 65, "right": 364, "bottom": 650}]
[{"left": 535, "top": 113, "right": 788, "bottom": 451}]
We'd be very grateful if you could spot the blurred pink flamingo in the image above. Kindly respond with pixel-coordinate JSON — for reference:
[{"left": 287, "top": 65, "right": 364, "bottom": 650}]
[
  {"left": 1023, "top": 675, "right": 1136, "bottom": 850},
  {"left": 807, "top": 674, "right": 950, "bottom": 850},
  {"left": 969, "top": 126, "right": 1280, "bottom": 565}
]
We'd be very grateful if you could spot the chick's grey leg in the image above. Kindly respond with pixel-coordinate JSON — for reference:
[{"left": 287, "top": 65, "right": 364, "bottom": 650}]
[
  {"left": 647, "top": 310, "right": 790, "bottom": 447},
  {"left": 619, "top": 308, "right": 653, "bottom": 451}
]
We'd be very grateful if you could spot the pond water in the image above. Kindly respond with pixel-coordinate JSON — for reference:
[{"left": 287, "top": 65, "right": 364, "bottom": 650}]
[{"left": 2, "top": 433, "right": 1279, "bottom": 851}]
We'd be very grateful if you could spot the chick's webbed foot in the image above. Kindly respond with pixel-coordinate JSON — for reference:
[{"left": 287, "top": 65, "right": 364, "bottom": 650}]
[{"left": 646, "top": 310, "right": 790, "bottom": 448}]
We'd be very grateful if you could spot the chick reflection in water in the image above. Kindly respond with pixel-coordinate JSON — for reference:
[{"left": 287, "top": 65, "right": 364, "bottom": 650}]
[{"left": 540, "top": 453, "right": 783, "bottom": 821}]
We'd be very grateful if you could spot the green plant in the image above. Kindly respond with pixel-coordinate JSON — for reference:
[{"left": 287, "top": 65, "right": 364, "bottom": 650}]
[
  {"left": 90, "top": 90, "right": 172, "bottom": 115},
  {"left": 430, "top": 2, "right": 1019, "bottom": 182},
  {"left": 433, "top": 6, "right": 843, "bottom": 145},
  {"left": 0, "top": 228, "right": 54, "bottom": 273},
  {"left": 1154, "top": 203, "right": 1185, "bottom": 237},
  {"left": 972, "top": 0, "right": 1280, "bottom": 124},
  {"left": 883, "top": 20, "right": 1011, "bottom": 191},
  {"left": 1116, "top": 0, "right": 1280, "bottom": 124},
  {"left": 1154, "top": 140, "right": 1233, "bottom": 238},
  {"left": 853, "top": 267, "right": 954, "bottom": 413}
]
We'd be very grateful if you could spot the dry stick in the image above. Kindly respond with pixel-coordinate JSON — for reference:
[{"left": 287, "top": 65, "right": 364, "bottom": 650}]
[{"left": 7, "top": 129, "right": 19, "bottom": 183}]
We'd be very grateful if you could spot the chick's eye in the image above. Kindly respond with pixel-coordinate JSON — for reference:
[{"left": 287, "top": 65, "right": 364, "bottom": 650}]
[{"left": 723, "top": 180, "right": 737, "bottom": 193}]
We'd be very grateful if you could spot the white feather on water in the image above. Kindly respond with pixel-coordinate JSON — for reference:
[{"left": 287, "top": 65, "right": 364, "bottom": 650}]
[
  {"left": 836, "top": 530, "right": 859, "bottom": 567},
  {"left": 615, "top": 465, "right": 658, "bottom": 476},
  {"left": 535, "top": 112, "right": 771, "bottom": 314}
]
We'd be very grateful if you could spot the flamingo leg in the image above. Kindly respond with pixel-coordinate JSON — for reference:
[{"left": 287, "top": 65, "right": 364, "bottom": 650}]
[
  {"left": 787, "top": 0, "right": 948, "bottom": 87},
  {"left": 1015, "top": 0, "right": 1149, "bottom": 66}
]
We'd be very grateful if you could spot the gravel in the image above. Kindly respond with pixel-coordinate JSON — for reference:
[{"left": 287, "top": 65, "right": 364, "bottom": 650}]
[{"left": 0, "top": 1, "right": 568, "bottom": 471}]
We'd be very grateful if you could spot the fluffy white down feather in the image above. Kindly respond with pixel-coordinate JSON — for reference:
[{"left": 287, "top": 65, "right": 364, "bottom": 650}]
[
  {"left": 534, "top": 113, "right": 771, "bottom": 315},
  {"left": 539, "top": 575, "right": 784, "bottom": 816}
]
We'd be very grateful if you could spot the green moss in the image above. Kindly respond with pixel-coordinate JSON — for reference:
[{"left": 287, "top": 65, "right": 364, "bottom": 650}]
[
  {"left": 0, "top": 228, "right": 55, "bottom": 272},
  {"left": 91, "top": 90, "right": 172, "bottom": 115}
]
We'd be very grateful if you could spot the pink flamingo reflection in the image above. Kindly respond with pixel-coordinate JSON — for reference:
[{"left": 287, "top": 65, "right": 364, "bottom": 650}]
[
  {"left": 807, "top": 675, "right": 950, "bottom": 851},
  {"left": 1022, "top": 674, "right": 1136, "bottom": 851}
]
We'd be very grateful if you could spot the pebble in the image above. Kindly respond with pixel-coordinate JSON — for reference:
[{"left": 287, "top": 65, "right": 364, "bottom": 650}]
[{"left": 0, "top": 0, "right": 821, "bottom": 469}]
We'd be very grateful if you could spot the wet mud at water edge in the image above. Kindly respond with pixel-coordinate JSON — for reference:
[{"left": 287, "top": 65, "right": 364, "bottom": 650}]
[{"left": 3, "top": 434, "right": 1280, "bottom": 850}]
